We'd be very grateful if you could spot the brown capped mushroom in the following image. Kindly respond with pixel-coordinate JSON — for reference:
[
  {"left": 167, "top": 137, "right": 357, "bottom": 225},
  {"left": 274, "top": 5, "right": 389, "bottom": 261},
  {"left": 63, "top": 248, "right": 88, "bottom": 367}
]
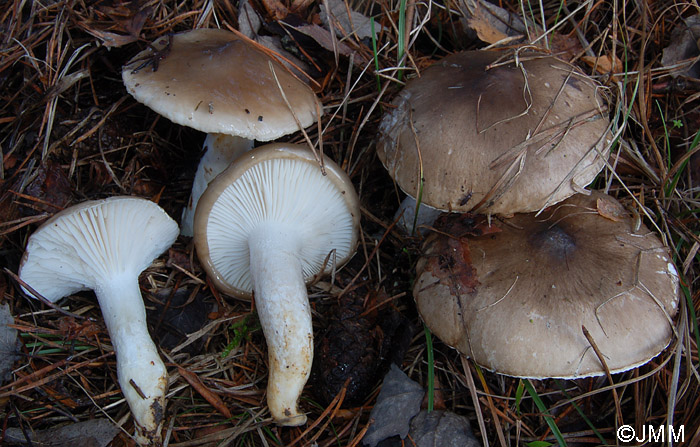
[
  {"left": 122, "top": 28, "right": 322, "bottom": 235},
  {"left": 377, "top": 50, "right": 612, "bottom": 223},
  {"left": 414, "top": 192, "right": 679, "bottom": 378}
]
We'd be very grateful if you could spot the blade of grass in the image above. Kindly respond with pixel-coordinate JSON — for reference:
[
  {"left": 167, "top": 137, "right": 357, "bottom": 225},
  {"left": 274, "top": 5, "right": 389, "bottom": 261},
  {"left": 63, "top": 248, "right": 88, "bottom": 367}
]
[
  {"left": 515, "top": 379, "right": 525, "bottom": 415},
  {"left": 681, "top": 281, "right": 699, "bottom": 370},
  {"left": 654, "top": 99, "right": 672, "bottom": 172},
  {"left": 397, "top": 0, "right": 407, "bottom": 81},
  {"left": 665, "top": 128, "right": 700, "bottom": 197},
  {"left": 523, "top": 379, "right": 567, "bottom": 447},
  {"left": 554, "top": 381, "right": 606, "bottom": 444},
  {"left": 371, "top": 17, "right": 381, "bottom": 93},
  {"left": 424, "top": 324, "right": 434, "bottom": 412}
]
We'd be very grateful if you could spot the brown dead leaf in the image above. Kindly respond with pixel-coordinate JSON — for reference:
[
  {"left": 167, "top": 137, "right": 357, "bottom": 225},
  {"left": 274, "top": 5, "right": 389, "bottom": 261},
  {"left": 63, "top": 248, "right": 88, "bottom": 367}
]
[
  {"left": 167, "top": 248, "right": 193, "bottom": 271},
  {"left": 82, "top": 28, "right": 140, "bottom": 48},
  {"left": 132, "top": 178, "right": 160, "bottom": 198},
  {"left": 22, "top": 160, "right": 72, "bottom": 215},
  {"left": 425, "top": 237, "right": 479, "bottom": 297},
  {"left": 260, "top": 0, "right": 289, "bottom": 21},
  {"left": 293, "top": 23, "right": 356, "bottom": 58},
  {"left": 548, "top": 32, "right": 584, "bottom": 61},
  {"left": 77, "top": 4, "right": 150, "bottom": 48},
  {"left": 460, "top": 0, "right": 527, "bottom": 45},
  {"left": 468, "top": 10, "right": 514, "bottom": 45},
  {"left": 661, "top": 14, "right": 700, "bottom": 78},
  {"left": 596, "top": 196, "right": 628, "bottom": 222},
  {"left": 421, "top": 374, "right": 446, "bottom": 411},
  {"left": 424, "top": 214, "right": 500, "bottom": 297},
  {"left": 581, "top": 54, "right": 624, "bottom": 75},
  {"left": 290, "top": 0, "right": 315, "bottom": 13},
  {"left": 57, "top": 317, "right": 102, "bottom": 341}
]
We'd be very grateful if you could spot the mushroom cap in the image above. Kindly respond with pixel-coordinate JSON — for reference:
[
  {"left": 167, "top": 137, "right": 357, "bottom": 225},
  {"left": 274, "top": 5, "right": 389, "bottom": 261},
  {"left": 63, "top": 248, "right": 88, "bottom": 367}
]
[
  {"left": 19, "top": 196, "right": 179, "bottom": 301},
  {"left": 377, "top": 50, "right": 611, "bottom": 215},
  {"left": 414, "top": 192, "right": 679, "bottom": 378},
  {"left": 122, "top": 28, "right": 321, "bottom": 141},
  {"left": 193, "top": 143, "right": 361, "bottom": 298}
]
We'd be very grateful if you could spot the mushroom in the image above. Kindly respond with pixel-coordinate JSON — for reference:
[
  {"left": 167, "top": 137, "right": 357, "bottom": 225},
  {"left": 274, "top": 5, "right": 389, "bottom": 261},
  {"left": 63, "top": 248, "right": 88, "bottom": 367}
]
[
  {"left": 18, "top": 197, "right": 179, "bottom": 445},
  {"left": 377, "top": 50, "right": 611, "bottom": 231},
  {"left": 194, "top": 143, "right": 360, "bottom": 425},
  {"left": 413, "top": 192, "right": 679, "bottom": 378},
  {"left": 121, "top": 28, "right": 322, "bottom": 236}
]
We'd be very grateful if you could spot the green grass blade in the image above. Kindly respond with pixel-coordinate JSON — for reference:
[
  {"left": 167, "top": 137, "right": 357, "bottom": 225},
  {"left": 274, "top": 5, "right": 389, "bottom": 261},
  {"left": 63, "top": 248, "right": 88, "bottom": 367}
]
[
  {"left": 371, "top": 17, "right": 381, "bottom": 92},
  {"left": 555, "top": 381, "right": 606, "bottom": 444},
  {"left": 397, "top": 0, "right": 407, "bottom": 81},
  {"left": 524, "top": 379, "right": 567, "bottom": 446},
  {"left": 515, "top": 379, "right": 525, "bottom": 415},
  {"left": 424, "top": 324, "right": 434, "bottom": 412}
]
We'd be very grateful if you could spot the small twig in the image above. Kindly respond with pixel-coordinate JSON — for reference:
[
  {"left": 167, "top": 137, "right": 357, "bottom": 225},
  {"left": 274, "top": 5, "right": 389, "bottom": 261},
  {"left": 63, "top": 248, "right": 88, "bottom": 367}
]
[{"left": 581, "top": 325, "right": 623, "bottom": 426}]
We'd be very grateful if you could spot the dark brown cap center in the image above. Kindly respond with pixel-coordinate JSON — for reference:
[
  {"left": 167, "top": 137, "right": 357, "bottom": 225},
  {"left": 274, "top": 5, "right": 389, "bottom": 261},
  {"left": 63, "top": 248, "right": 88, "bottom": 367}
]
[{"left": 528, "top": 224, "right": 576, "bottom": 261}]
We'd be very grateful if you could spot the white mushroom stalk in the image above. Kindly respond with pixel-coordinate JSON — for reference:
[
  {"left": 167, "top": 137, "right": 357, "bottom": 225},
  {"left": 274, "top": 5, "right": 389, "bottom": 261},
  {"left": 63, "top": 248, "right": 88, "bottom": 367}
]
[
  {"left": 194, "top": 144, "right": 360, "bottom": 426},
  {"left": 249, "top": 224, "right": 313, "bottom": 425},
  {"left": 19, "top": 197, "right": 179, "bottom": 446},
  {"left": 180, "top": 133, "right": 253, "bottom": 236}
]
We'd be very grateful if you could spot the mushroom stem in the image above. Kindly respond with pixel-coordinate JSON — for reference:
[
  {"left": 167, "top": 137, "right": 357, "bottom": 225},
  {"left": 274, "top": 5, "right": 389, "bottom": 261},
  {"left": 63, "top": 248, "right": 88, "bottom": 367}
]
[
  {"left": 394, "top": 195, "right": 443, "bottom": 235},
  {"left": 248, "top": 224, "right": 312, "bottom": 426},
  {"left": 96, "top": 275, "right": 167, "bottom": 445},
  {"left": 180, "top": 134, "right": 254, "bottom": 236}
]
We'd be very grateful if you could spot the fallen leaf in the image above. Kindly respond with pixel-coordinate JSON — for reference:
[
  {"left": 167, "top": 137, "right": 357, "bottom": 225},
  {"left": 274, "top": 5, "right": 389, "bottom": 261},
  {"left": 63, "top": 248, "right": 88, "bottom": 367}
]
[
  {"left": 421, "top": 374, "right": 446, "bottom": 411},
  {"left": 423, "top": 214, "right": 500, "bottom": 298},
  {"left": 596, "top": 196, "right": 628, "bottom": 222},
  {"left": 457, "top": 0, "right": 527, "bottom": 45},
  {"left": 581, "top": 54, "right": 624, "bottom": 75},
  {"left": 661, "top": 14, "right": 700, "bottom": 78},
  {"left": 167, "top": 248, "right": 194, "bottom": 271},
  {"left": 57, "top": 316, "right": 102, "bottom": 340},
  {"left": 0, "top": 302, "right": 19, "bottom": 384},
  {"left": 290, "top": 0, "right": 315, "bottom": 13},
  {"left": 22, "top": 160, "right": 73, "bottom": 215},
  {"left": 294, "top": 23, "right": 356, "bottom": 58},
  {"left": 424, "top": 236, "right": 480, "bottom": 298},
  {"left": 77, "top": 3, "right": 150, "bottom": 48},
  {"left": 3, "top": 418, "right": 120, "bottom": 447},
  {"left": 320, "top": 0, "right": 382, "bottom": 40},
  {"left": 260, "top": 0, "right": 289, "bottom": 21},
  {"left": 238, "top": 0, "right": 312, "bottom": 77},
  {"left": 362, "top": 364, "right": 424, "bottom": 447},
  {"left": 409, "top": 410, "right": 481, "bottom": 447},
  {"left": 239, "top": 0, "right": 263, "bottom": 39},
  {"left": 81, "top": 28, "right": 140, "bottom": 48}
]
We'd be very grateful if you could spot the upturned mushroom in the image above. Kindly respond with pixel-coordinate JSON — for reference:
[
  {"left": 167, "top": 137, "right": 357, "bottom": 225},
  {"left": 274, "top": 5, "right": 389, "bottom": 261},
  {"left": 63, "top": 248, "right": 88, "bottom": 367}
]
[
  {"left": 413, "top": 192, "right": 679, "bottom": 378},
  {"left": 19, "top": 197, "right": 178, "bottom": 445},
  {"left": 122, "top": 28, "right": 322, "bottom": 236},
  {"left": 194, "top": 143, "right": 360, "bottom": 425},
  {"left": 377, "top": 50, "right": 611, "bottom": 231}
]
